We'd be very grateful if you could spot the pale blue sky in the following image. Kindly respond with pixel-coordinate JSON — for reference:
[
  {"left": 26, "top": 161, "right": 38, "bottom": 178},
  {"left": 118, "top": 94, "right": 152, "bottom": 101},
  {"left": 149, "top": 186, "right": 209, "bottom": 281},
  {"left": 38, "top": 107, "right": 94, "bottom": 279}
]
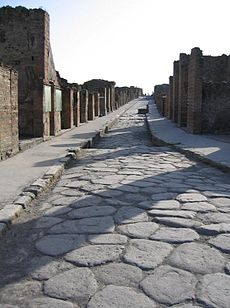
[{"left": 1, "top": 0, "right": 230, "bottom": 93}]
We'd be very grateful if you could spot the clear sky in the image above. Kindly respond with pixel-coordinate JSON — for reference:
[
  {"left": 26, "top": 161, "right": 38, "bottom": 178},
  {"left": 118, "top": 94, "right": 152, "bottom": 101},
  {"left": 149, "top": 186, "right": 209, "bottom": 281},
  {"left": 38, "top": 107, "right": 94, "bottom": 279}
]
[{"left": 1, "top": 0, "right": 230, "bottom": 93}]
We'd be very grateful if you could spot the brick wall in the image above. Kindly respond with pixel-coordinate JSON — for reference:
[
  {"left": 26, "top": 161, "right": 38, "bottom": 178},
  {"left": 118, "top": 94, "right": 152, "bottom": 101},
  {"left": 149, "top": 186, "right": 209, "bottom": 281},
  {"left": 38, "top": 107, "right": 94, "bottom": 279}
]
[
  {"left": 0, "top": 64, "right": 19, "bottom": 160},
  {"left": 178, "top": 53, "right": 189, "bottom": 127},
  {"left": 172, "top": 61, "right": 179, "bottom": 122}
]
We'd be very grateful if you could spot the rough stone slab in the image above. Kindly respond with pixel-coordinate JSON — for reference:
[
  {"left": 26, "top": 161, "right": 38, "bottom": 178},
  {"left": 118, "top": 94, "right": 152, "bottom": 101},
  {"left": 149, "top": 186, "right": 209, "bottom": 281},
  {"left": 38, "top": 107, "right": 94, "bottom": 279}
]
[
  {"left": 78, "top": 216, "right": 115, "bottom": 233},
  {"left": 169, "top": 243, "right": 226, "bottom": 274},
  {"left": 48, "top": 220, "right": 80, "bottom": 234},
  {"left": 196, "top": 223, "right": 230, "bottom": 235},
  {"left": 181, "top": 202, "right": 216, "bottom": 212},
  {"left": 31, "top": 178, "right": 49, "bottom": 188},
  {"left": 27, "top": 256, "right": 73, "bottom": 280},
  {"left": 93, "top": 262, "right": 143, "bottom": 287},
  {"left": 0, "top": 204, "right": 23, "bottom": 224},
  {"left": 35, "top": 234, "right": 86, "bottom": 256},
  {"left": 117, "top": 222, "right": 159, "bottom": 238},
  {"left": 128, "top": 180, "right": 155, "bottom": 188},
  {"left": 203, "top": 191, "right": 230, "bottom": 198},
  {"left": 45, "top": 165, "right": 64, "bottom": 178},
  {"left": 14, "top": 195, "right": 32, "bottom": 208},
  {"left": 140, "top": 265, "right": 197, "bottom": 305},
  {"left": 122, "top": 193, "right": 147, "bottom": 203},
  {"left": 153, "top": 216, "right": 201, "bottom": 228},
  {"left": 148, "top": 209, "right": 196, "bottom": 219},
  {"left": 88, "top": 233, "right": 127, "bottom": 244},
  {"left": 26, "top": 297, "right": 76, "bottom": 308},
  {"left": 0, "top": 223, "right": 8, "bottom": 236},
  {"left": 87, "top": 285, "right": 156, "bottom": 308},
  {"left": 91, "top": 175, "right": 124, "bottom": 185},
  {"left": 114, "top": 206, "right": 148, "bottom": 224},
  {"left": 139, "top": 199, "right": 180, "bottom": 210},
  {"left": 197, "top": 273, "right": 230, "bottom": 308},
  {"left": 124, "top": 239, "right": 173, "bottom": 269},
  {"left": 210, "top": 197, "right": 230, "bottom": 208},
  {"left": 151, "top": 192, "right": 177, "bottom": 201},
  {"left": 209, "top": 234, "right": 230, "bottom": 253},
  {"left": 199, "top": 212, "right": 230, "bottom": 223},
  {"left": 176, "top": 193, "right": 207, "bottom": 203},
  {"left": 44, "top": 268, "right": 98, "bottom": 301},
  {"left": 44, "top": 206, "right": 72, "bottom": 217},
  {"left": 64, "top": 180, "right": 89, "bottom": 189},
  {"left": 68, "top": 205, "right": 116, "bottom": 219},
  {"left": 169, "top": 304, "right": 200, "bottom": 308},
  {"left": 117, "top": 185, "right": 140, "bottom": 193},
  {"left": 0, "top": 305, "right": 19, "bottom": 308},
  {"left": 65, "top": 244, "right": 124, "bottom": 266},
  {"left": 34, "top": 217, "right": 63, "bottom": 229},
  {"left": 150, "top": 227, "right": 199, "bottom": 243},
  {"left": 69, "top": 195, "right": 102, "bottom": 208},
  {"left": 0, "top": 281, "right": 41, "bottom": 304}
]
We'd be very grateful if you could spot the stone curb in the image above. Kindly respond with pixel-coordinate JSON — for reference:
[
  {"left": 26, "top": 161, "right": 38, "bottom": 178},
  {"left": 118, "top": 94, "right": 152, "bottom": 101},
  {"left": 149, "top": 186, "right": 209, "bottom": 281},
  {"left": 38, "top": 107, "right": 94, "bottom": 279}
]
[
  {"left": 146, "top": 113, "right": 230, "bottom": 173},
  {"left": 0, "top": 101, "right": 137, "bottom": 237}
]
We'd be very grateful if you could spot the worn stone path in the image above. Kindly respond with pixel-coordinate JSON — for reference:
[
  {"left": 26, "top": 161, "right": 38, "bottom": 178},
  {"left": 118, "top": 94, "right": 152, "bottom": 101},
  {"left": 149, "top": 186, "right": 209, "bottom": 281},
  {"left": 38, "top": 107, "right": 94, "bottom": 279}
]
[{"left": 0, "top": 99, "right": 230, "bottom": 307}]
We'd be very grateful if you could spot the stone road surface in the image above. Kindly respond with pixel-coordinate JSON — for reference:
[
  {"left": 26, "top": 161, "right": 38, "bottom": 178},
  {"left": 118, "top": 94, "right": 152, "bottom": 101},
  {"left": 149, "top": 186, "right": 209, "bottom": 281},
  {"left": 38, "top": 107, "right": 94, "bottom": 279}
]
[{"left": 0, "top": 99, "right": 230, "bottom": 307}]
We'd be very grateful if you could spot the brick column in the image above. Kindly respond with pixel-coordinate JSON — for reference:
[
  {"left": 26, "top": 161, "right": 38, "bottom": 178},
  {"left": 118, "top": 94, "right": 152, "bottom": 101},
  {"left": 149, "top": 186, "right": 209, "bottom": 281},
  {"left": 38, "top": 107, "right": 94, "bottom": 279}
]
[
  {"left": 99, "top": 88, "right": 107, "bottom": 116},
  {"left": 172, "top": 61, "right": 179, "bottom": 122},
  {"left": 50, "top": 85, "right": 62, "bottom": 136},
  {"left": 73, "top": 89, "right": 80, "bottom": 127},
  {"left": 178, "top": 53, "right": 189, "bottom": 127},
  {"left": 94, "top": 92, "right": 100, "bottom": 117},
  {"left": 187, "top": 47, "right": 203, "bottom": 133},
  {"left": 88, "top": 93, "right": 95, "bottom": 121},
  {"left": 80, "top": 89, "right": 88, "bottom": 123},
  {"left": 167, "top": 76, "right": 173, "bottom": 119},
  {"left": 61, "top": 87, "right": 74, "bottom": 129}
]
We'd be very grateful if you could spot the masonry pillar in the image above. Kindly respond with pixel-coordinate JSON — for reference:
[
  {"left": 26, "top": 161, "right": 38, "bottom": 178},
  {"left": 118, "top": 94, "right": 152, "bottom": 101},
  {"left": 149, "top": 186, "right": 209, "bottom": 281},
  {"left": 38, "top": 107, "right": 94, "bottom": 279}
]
[
  {"left": 178, "top": 53, "right": 189, "bottom": 127},
  {"left": 80, "top": 89, "right": 88, "bottom": 123},
  {"left": 61, "top": 86, "right": 74, "bottom": 129},
  {"left": 99, "top": 88, "right": 107, "bottom": 116},
  {"left": 187, "top": 47, "right": 203, "bottom": 133},
  {"left": 50, "top": 85, "right": 62, "bottom": 136},
  {"left": 172, "top": 61, "right": 179, "bottom": 122},
  {"left": 88, "top": 93, "right": 95, "bottom": 121},
  {"left": 73, "top": 89, "right": 80, "bottom": 127},
  {"left": 94, "top": 92, "right": 100, "bottom": 117},
  {"left": 106, "top": 87, "right": 111, "bottom": 112}
]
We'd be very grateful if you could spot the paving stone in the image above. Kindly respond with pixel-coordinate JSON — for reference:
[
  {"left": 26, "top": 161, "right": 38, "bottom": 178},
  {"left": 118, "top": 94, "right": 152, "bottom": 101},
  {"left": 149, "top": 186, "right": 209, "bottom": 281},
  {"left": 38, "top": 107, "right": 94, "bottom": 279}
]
[
  {"left": 69, "top": 195, "right": 102, "bottom": 208},
  {"left": 0, "top": 305, "right": 19, "bottom": 308},
  {"left": 153, "top": 216, "right": 201, "bottom": 228},
  {"left": 181, "top": 202, "right": 216, "bottom": 212},
  {"left": 93, "top": 262, "right": 143, "bottom": 287},
  {"left": 148, "top": 209, "right": 196, "bottom": 219},
  {"left": 35, "top": 234, "right": 86, "bottom": 256},
  {"left": 68, "top": 205, "right": 116, "bottom": 219},
  {"left": 121, "top": 193, "right": 147, "bottom": 202},
  {"left": 26, "top": 297, "right": 76, "bottom": 307},
  {"left": 140, "top": 265, "right": 197, "bottom": 305},
  {"left": 209, "top": 234, "right": 230, "bottom": 253},
  {"left": 124, "top": 239, "right": 173, "bottom": 269},
  {"left": 91, "top": 189, "right": 123, "bottom": 198},
  {"left": 34, "top": 217, "right": 63, "bottom": 228},
  {"left": 91, "top": 175, "right": 124, "bottom": 185},
  {"left": 27, "top": 256, "right": 73, "bottom": 280},
  {"left": 197, "top": 273, "right": 230, "bottom": 308},
  {"left": 210, "top": 197, "right": 230, "bottom": 208},
  {"left": 199, "top": 212, "right": 230, "bottom": 223},
  {"left": 203, "top": 191, "right": 230, "bottom": 198},
  {"left": 78, "top": 216, "right": 115, "bottom": 233},
  {"left": 88, "top": 233, "right": 127, "bottom": 244},
  {"left": 51, "top": 196, "right": 78, "bottom": 206},
  {"left": 65, "top": 244, "right": 124, "bottom": 266},
  {"left": 44, "top": 268, "right": 98, "bottom": 301},
  {"left": 128, "top": 181, "right": 155, "bottom": 188},
  {"left": 0, "top": 281, "right": 41, "bottom": 304},
  {"left": 60, "top": 189, "right": 85, "bottom": 197},
  {"left": 225, "top": 263, "right": 230, "bottom": 274},
  {"left": 117, "top": 222, "right": 159, "bottom": 238},
  {"left": 114, "top": 206, "right": 148, "bottom": 224},
  {"left": 116, "top": 185, "right": 140, "bottom": 193},
  {"left": 196, "top": 222, "right": 230, "bottom": 235},
  {"left": 169, "top": 243, "right": 226, "bottom": 274},
  {"left": 44, "top": 206, "right": 72, "bottom": 216},
  {"left": 150, "top": 227, "right": 199, "bottom": 243},
  {"left": 87, "top": 285, "right": 156, "bottom": 308},
  {"left": 170, "top": 304, "right": 201, "bottom": 308},
  {"left": 48, "top": 220, "right": 80, "bottom": 234},
  {"left": 151, "top": 192, "right": 177, "bottom": 201},
  {"left": 64, "top": 180, "right": 89, "bottom": 189},
  {"left": 176, "top": 193, "right": 207, "bottom": 203}
]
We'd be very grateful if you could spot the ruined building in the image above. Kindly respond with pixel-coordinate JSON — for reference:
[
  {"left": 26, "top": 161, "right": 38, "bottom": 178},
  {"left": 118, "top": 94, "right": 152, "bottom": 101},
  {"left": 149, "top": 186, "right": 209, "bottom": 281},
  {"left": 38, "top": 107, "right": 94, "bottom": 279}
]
[{"left": 155, "top": 47, "right": 230, "bottom": 134}]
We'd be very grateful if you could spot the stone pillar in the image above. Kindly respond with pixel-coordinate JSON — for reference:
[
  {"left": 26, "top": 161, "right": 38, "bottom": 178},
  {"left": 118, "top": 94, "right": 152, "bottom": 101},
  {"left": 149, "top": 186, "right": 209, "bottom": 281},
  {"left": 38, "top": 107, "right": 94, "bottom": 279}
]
[
  {"left": 187, "top": 47, "right": 203, "bottom": 133},
  {"left": 110, "top": 84, "right": 115, "bottom": 110},
  {"left": 167, "top": 76, "right": 173, "bottom": 119},
  {"left": 99, "top": 88, "right": 107, "bottom": 116},
  {"left": 73, "top": 89, "right": 80, "bottom": 127},
  {"left": 106, "top": 87, "right": 111, "bottom": 112},
  {"left": 172, "top": 61, "right": 179, "bottom": 122},
  {"left": 61, "top": 86, "right": 74, "bottom": 129},
  {"left": 94, "top": 92, "right": 100, "bottom": 117},
  {"left": 88, "top": 93, "right": 95, "bottom": 121},
  {"left": 50, "top": 85, "right": 62, "bottom": 135},
  {"left": 178, "top": 53, "right": 189, "bottom": 127},
  {"left": 80, "top": 89, "right": 88, "bottom": 123}
]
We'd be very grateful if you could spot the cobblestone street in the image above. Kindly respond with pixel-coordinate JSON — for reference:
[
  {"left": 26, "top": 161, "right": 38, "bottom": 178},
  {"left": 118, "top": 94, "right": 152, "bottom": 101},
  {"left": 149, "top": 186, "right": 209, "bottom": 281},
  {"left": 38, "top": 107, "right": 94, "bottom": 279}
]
[{"left": 0, "top": 99, "right": 230, "bottom": 307}]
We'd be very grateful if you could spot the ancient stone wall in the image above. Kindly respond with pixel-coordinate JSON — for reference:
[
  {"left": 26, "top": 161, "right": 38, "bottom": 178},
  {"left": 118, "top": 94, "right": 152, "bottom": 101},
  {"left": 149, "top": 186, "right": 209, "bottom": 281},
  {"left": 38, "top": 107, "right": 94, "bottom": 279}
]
[
  {"left": 0, "top": 64, "right": 18, "bottom": 160},
  {"left": 178, "top": 53, "right": 189, "bottom": 127},
  {"left": 154, "top": 84, "right": 169, "bottom": 116}
]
